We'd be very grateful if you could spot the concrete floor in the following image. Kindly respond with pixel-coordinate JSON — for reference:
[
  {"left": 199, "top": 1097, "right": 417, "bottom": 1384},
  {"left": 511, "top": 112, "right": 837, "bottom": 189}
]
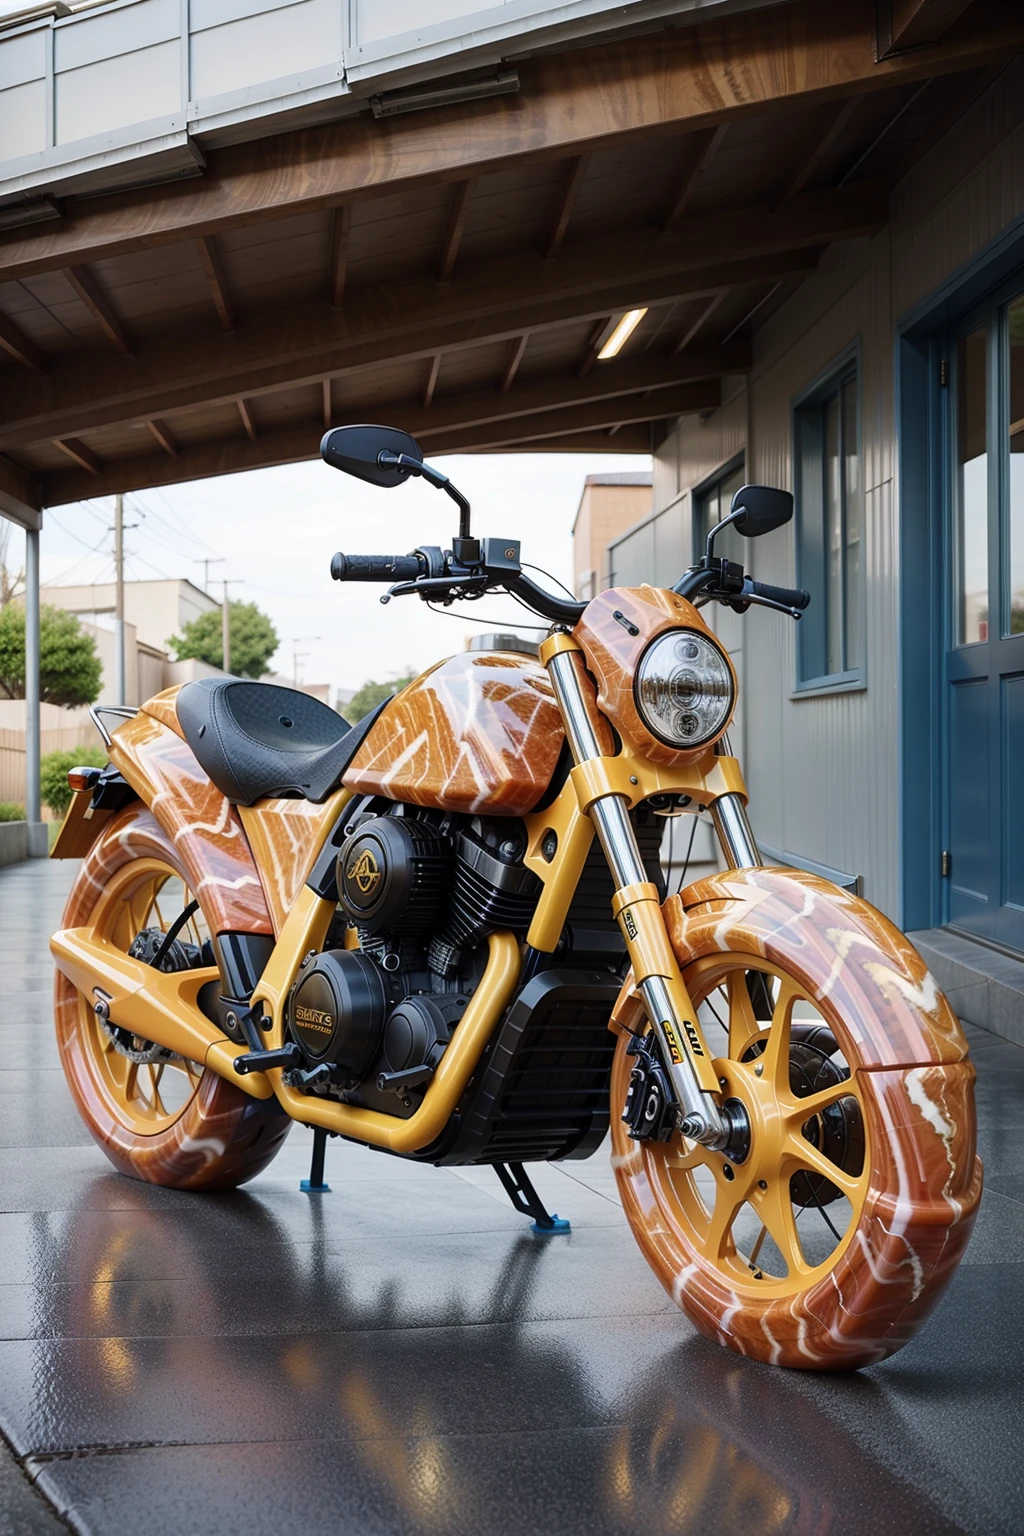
[{"left": 1, "top": 858, "right": 1023, "bottom": 1536}]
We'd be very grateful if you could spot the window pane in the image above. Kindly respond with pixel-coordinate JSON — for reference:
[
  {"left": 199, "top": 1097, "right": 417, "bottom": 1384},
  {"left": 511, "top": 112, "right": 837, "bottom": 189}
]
[
  {"left": 1008, "top": 296, "right": 1024, "bottom": 635},
  {"left": 842, "top": 376, "right": 861, "bottom": 669},
  {"left": 699, "top": 463, "right": 745, "bottom": 563},
  {"left": 956, "top": 327, "right": 989, "bottom": 645},
  {"left": 824, "top": 392, "right": 842, "bottom": 675}
]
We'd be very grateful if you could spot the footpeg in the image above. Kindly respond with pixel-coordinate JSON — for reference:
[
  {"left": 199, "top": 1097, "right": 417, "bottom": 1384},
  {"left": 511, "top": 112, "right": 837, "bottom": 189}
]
[{"left": 233, "top": 1043, "right": 302, "bottom": 1075}]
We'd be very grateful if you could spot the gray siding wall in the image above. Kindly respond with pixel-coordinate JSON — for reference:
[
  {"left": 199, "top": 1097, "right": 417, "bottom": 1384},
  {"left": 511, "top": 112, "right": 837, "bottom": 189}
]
[{"left": 650, "top": 61, "right": 1024, "bottom": 923}]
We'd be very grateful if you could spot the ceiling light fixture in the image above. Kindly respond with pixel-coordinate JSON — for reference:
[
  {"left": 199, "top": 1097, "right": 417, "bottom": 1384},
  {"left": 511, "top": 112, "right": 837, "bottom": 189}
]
[{"left": 598, "top": 308, "right": 648, "bottom": 360}]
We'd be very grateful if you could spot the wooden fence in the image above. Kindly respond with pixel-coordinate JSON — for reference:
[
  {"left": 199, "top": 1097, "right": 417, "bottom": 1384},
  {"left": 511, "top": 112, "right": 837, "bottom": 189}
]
[{"left": 0, "top": 725, "right": 99, "bottom": 810}]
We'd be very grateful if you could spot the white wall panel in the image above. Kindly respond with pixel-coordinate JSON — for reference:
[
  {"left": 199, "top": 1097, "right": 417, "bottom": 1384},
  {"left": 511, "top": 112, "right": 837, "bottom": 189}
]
[
  {"left": 190, "top": 0, "right": 341, "bottom": 100},
  {"left": 54, "top": 0, "right": 178, "bottom": 72},
  {"left": 0, "top": 28, "right": 46, "bottom": 89},
  {"left": 353, "top": 0, "right": 498, "bottom": 48},
  {"left": 0, "top": 80, "right": 46, "bottom": 158},
  {"left": 56, "top": 40, "right": 180, "bottom": 144}
]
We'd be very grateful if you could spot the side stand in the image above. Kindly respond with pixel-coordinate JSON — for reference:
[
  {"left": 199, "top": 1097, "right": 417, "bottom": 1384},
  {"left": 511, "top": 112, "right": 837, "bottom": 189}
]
[
  {"left": 494, "top": 1161, "right": 570, "bottom": 1235},
  {"left": 300, "top": 1126, "right": 331, "bottom": 1193}
]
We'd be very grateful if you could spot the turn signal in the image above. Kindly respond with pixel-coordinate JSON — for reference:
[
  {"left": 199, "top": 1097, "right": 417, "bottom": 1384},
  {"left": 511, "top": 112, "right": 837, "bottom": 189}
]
[{"left": 67, "top": 766, "right": 103, "bottom": 793}]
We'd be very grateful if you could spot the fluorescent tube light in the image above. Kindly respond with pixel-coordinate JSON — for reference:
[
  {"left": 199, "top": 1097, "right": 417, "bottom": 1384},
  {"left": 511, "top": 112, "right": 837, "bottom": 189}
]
[{"left": 598, "top": 309, "right": 648, "bottom": 360}]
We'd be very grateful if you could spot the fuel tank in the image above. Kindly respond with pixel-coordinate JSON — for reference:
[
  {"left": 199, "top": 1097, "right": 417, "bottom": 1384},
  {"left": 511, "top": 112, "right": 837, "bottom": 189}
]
[{"left": 342, "top": 650, "right": 563, "bottom": 816}]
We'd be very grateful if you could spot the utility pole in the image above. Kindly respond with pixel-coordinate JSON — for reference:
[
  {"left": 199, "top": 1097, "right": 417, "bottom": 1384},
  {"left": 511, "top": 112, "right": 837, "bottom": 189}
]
[
  {"left": 113, "top": 493, "right": 125, "bottom": 706},
  {"left": 194, "top": 556, "right": 225, "bottom": 592},
  {"left": 292, "top": 636, "right": 320, "bottom": 686},
  {"left": 220, "top": 579, "right": 243, "bottom": 674}
]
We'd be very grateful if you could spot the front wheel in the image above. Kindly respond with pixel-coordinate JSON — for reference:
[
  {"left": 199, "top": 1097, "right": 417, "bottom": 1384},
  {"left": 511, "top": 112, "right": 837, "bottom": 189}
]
[{"left": 610, "top": 868, "right": 982, "bottom": 1370}]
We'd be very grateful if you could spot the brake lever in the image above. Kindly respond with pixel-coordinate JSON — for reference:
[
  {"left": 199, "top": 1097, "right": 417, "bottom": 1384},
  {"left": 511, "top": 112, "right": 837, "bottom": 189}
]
[
  {"left": 381, "top": 574, "right": 489, "bottom": 605},
  {"left": 724, "top": 592, "right": 803, "bottom": 620}
]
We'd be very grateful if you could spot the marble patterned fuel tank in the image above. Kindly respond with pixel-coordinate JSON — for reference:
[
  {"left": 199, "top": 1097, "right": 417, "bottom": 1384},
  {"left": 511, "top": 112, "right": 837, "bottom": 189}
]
[{"left": 343, "top": 650, "right": 563, "bottom": 816}]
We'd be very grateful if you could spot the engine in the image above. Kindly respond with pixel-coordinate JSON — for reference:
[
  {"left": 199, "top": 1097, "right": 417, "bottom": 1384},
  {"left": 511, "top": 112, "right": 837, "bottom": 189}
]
[{"left": 283, "top": 802, "right": 541, "bottom": 1113}]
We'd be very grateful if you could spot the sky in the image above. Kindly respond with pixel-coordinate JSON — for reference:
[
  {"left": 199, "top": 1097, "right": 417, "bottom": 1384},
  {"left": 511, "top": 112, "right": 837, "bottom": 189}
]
[{"left": 3, "top": 452, "right": 650, "bottom": 695}]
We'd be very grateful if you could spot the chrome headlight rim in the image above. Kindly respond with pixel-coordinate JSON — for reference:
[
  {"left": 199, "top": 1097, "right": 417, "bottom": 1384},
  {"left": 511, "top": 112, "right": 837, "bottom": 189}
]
[{"left": 633, "top": 626, "right": 734, "bottom": 750}]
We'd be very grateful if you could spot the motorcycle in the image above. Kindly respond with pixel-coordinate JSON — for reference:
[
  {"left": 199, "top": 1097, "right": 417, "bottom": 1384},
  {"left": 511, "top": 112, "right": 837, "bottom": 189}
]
[{"left": 50, "top": 423, "right": 981, "bottom": 1370}]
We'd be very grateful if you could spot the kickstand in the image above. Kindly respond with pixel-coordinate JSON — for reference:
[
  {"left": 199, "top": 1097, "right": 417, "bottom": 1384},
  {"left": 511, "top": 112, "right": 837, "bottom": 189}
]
[
  {"left": 300, "top": 1126, "right": 331, "bottom": 1193},
  {"left": 494, "top": 1161, "right": 570, "bottom": 1235}
]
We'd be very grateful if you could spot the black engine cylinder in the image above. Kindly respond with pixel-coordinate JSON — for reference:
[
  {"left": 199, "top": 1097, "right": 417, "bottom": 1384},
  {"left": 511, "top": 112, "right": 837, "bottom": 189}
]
[{"left": 336, "top": 814, "right": 449, "bottom": 938}]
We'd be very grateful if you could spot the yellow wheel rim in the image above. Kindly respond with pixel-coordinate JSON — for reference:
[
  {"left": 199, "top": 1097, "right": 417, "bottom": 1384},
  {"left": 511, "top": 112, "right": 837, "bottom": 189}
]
[
  {"left": 642, "top": 952, "right": 870, "bottom": 1301},
  {"left": 75, "top": 857, "right": 209, "bottom": 1136}
]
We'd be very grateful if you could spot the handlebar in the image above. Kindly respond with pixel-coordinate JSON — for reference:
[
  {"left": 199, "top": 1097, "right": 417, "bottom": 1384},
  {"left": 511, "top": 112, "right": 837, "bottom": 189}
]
[
  {"left": 745, "top": 578, "right": 811, "bottom": 611},
  {"left": 330, "top": 552, "right": 426, "bottom": 582}
]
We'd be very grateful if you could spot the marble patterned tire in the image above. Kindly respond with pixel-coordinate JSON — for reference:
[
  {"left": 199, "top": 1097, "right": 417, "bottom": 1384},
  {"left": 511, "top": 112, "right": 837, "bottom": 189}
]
[
  {"left": 610, "top": 867, "right": 983, "bottom": 1370},
  {"left": 54, "top": 805, "right": 291, "bottom": 1190}
]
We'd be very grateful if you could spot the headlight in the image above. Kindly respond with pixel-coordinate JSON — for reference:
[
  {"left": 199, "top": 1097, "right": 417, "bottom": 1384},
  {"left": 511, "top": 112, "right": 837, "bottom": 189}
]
[{"left": 634, "top": 629, "right": 734, "bottom": 748}]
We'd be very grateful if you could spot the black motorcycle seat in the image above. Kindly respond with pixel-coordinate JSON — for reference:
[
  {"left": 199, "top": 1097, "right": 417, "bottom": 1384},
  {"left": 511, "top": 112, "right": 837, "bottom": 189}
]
[{"left": 176, "top": 677, "right": 387, "bottom": 805}]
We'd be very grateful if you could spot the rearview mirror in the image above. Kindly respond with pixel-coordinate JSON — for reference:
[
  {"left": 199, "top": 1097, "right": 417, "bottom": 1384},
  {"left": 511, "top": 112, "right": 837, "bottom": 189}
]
[
  {"left": 320, "top": 424, "right": 424, "bottom": 488},
  {"left": 730, "top": 484, "right": 793, "bottom": 537}
]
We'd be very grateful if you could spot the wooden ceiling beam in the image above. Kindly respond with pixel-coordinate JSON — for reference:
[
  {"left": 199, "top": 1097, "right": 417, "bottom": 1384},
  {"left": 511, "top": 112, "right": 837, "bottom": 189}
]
[
  {"left": 884, "top": 0, "right": 975, "bottom": 51},
  {"left": 0, "top": 312, "right": 48, "bottom": 375},
  {"left": 322, "top": 379, "right": 331, "bottom": 430},
  {"left": 0, "top": 0, "right": 1017, "bottom": 284},
  {"left": 0, "top": 186, "right": 865, "bottom": 449},
  {"left": 499, "top": 335, "right": 528, "bottom": 393},
  {"left": 237, "top": 399, "right": 257, "bottom": 440},
  {"left": 662, "top": 126, "right": 729, "bottom": 229},
  {"left": 196, "top": 236, "right": 234, "bottom": 331},
  {"left": 671, "top": 294, "right": 724, "bottom": 354},
  {"left": 146, "top": 418, "right": 179, "bottom": 456},
  {"left": 544, "top": 155, "right": 589, "bottom": 259},
  {"left": 437, "top": 179, "right": 476, "bottom": 283},
  {"left": 0, "top": 452, "right": 41, "bottom": 527},
  {"left": 54, "top": 437, "right": 102, "bottom": 474},
  {"left": 328, "top": 205, "right": 351, "bottom": 307},
  {"left": 422, "top": 353, "right": 441, "bottom": 409},
  {"left": 66, "top": 265, "right": 133, "bottom": 355},
  {"left": 421, "top": 383, "right": 718, "bottom": 453}
]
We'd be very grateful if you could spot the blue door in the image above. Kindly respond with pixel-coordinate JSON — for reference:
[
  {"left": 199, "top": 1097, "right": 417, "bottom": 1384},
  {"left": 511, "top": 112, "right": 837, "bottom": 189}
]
[{"left": 945, "top": 287, "right": 1024, "bottom": 953}]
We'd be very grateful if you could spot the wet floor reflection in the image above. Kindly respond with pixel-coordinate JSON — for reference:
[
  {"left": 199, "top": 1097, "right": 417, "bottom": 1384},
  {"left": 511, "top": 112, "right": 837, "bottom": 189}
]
[{"left": 14, "top": 1179, "right": 965, "bottom": 1535}]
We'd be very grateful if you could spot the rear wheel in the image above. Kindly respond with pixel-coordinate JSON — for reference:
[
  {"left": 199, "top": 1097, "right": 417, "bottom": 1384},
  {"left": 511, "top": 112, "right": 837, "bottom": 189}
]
[
  {"left": 611, "top": 869, "right": 982, "bottom": 1369},
  {"left": 55, "top": 807, "right": 290, "bottom": 1189}
]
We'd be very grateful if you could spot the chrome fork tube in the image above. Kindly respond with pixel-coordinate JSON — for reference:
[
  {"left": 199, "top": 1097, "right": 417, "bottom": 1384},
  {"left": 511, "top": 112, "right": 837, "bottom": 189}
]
[
  {"left": 547, "top": 649, "right": 725, "bottom": 1141},
  {"left": 711, "top": 793, "right": 761, "bottom": 870}
]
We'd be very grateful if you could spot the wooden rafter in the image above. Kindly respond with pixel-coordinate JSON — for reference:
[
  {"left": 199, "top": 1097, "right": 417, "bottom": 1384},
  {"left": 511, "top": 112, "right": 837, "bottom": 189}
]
[
  {"left": 328, "top": 206, "right": 351, "bottom": 307},
  {"left": 0, "top": 312, "right": 48, "bottom": 375},
  {"left": 662, "top": 125, "right": 729, "bottom": 229},
  {"left": 778, "top": 98, "right": 862, "bottom": 205},
  {"left": 422, "top": 354, "right": 441, "bottom": 409},
  {"left": 499, "top": 335, "right": 528, "bottom": 393},
  {"left": 146, "top": 418, "right": 179, "bottom": 456},
  {"left": 322, "top": 380, "right": 331, "bottom": 430},
  {"left": 0, "top": 185, "right": 861, "bottom": 448},
  {"left": 437, "top": 180, "right": 476, "bottom": 283},
  {"left": 671, "top": 294, "right": 723, "bottom": 354},
  {"left": 54, "top": 437, "right": 101, "bottom": 474},
  {"left": 237, "top": 399, "right": 257, "bottom": 441},
  {"left": 41, "top": 383, "right": 717, "bottom": 504},
  {"left": 66, "top": 266, "right": 133, "bottom": 355},
  {"left": 578, "top": 317, "right": 614, "bottom": 377},
  {"left": 3, "top": 0, "right": 1020, "bottom": 284},
  {"left": 884, "top": 0, "right": 975, "bottom": 52},
  {"left": 196, "top": 236, "right": 234, "bottom": 331},
  {"left": 544, "top": 155, "right": 589, "bottom": 259}
]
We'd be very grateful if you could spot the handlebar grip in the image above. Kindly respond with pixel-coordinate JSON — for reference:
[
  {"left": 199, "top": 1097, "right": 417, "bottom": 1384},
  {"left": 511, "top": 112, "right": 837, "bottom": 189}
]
[
  {"left": 330, "top": 552, "right": 425, "bottom": 582},
  {"left": 748, "top": 579, "right": 811, "bottom": 610}
]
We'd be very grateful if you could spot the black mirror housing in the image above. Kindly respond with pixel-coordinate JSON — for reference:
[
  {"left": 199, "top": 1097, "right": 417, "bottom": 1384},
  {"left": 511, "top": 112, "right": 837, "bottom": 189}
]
[
  {"left": 730, "top": 484, "right": 794, "bottom": 537},
  {"left": 320, "top": 424, "right": 424, "bottom": 488}
]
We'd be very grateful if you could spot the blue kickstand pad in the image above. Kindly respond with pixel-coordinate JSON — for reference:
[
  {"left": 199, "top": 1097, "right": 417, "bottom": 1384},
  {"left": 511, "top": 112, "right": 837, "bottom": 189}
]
[
  {"left": 300, "top": 1180, "right": 331, "bottom": 1193},
  {"left": 531, "top": 1215, "right": 571, "bottom": 1235}
]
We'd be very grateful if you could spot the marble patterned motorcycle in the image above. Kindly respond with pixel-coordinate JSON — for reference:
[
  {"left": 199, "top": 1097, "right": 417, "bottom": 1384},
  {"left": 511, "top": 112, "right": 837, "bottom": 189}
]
[{"left": 50, "top": 424, "right": 981, "bottom": 1369}]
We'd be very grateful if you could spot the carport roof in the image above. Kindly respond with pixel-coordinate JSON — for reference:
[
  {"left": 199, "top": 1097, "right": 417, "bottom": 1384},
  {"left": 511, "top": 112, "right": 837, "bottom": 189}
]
[{"left": 0, "top": 0, "right": 1019, "bottom": 524}]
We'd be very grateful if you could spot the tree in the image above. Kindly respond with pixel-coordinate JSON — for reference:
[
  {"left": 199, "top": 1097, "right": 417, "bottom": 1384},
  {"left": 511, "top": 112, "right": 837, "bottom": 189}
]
[
  {"left": 40, "top": 745, "right": 107, "bottom": 818},
  {"left": 0, "top": 603, "right": 102, "bottom": 706},
  {"left": 342, "top": 673, "right": 416, "bottom": 723},
  {"left": 0, "top": 520, "right": 24, "bottom": 607},
  {"left": 169, "top": 600, "right": 278, "bottom": 679}
]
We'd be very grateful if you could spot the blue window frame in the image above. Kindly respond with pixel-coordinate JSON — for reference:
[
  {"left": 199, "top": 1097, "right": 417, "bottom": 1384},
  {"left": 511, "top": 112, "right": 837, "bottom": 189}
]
[{"left": 793, "top": 352, "right": 863, "bottom": 691}]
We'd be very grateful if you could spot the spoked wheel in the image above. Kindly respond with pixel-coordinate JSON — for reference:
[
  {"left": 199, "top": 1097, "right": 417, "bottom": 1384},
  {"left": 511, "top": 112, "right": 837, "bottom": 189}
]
[
  {"left": 55, "top": 805, "right": 290, "bottom": 1189},
  {"left": 611, "top": 868, "right": 983, "bottom": 1370}
]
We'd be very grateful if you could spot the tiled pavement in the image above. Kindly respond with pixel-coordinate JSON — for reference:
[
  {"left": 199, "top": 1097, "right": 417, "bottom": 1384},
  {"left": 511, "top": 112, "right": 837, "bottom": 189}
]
[{"left": 1, "top": 857, "right": 1023, "bottom": 1536}]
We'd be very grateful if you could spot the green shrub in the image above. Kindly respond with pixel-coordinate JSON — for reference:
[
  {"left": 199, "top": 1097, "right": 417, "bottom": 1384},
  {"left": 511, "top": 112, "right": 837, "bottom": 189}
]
[
  {"left": 0, "top": 801, "right": 24, "bottom": 822},
  {"left": 40, "top": 745, "right": 107, "bottom": 818}
]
